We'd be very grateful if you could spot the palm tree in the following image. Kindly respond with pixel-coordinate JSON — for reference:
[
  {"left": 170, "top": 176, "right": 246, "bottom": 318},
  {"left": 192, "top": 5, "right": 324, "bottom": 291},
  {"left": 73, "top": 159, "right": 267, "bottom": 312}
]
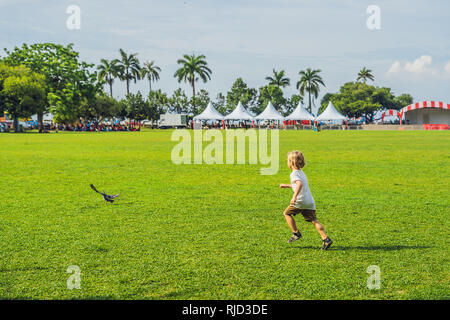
[
  {"left": 265, "top": 69, "right": 290, "bottom": 88},
  {"left": 97, "top": 58, "right": 121, "bottom": 97},
  {"left": 296, "top": 68, "right": 325, "bottom": 114},
  {"left": 357, "top": 67, "right": 374, "bottom": 83},
  {"left": 141, "top": 61, "right": 161, "bottom": 93},
  {"left": 174, "top": 54, "right": 212, "bottom": 99},
  {"left": 117, "top": 49, "right": 141, "bottom": 95}
]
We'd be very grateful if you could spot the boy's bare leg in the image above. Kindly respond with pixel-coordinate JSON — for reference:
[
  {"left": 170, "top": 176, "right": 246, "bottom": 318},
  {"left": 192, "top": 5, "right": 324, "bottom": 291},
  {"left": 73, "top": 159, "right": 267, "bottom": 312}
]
[
  {"left": 284, "top": 213, "right": 299, "bottom": 233},
  {"left": 312, "top": 220, "right": 328, "bottom": 240}
]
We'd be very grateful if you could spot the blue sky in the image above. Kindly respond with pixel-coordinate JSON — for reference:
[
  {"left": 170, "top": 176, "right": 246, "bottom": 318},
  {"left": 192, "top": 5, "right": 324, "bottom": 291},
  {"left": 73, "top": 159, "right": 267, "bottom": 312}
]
[{"left": 1, "top": 0, "right": 449, "bottom": 112}]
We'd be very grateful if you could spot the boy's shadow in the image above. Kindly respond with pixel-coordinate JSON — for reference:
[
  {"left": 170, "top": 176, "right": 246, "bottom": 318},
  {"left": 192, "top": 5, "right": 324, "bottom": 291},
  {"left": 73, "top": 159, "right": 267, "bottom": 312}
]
[{"left": 293, "top": 245, "right": 432, "bottom": 251}]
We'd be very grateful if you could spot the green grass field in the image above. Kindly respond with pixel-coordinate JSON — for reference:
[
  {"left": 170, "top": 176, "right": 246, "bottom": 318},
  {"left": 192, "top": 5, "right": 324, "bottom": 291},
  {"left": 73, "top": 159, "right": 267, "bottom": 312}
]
[{"left": 0, "top": 130, "right": 449, "bottom": 300}]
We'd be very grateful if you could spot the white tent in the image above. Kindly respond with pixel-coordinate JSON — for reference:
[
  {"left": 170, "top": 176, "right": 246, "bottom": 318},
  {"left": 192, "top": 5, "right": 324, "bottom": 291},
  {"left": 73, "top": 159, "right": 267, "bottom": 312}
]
[
  {"left": 224, "top": 101, "right": 254, "bottom": 121},
  {"left": 193, "top": 102, "right": 224, "bottom": 120},
  {"left": 315, "top": 101, "right": 347, "bottom": 121},
  {"left": 254, "top": 102, "right": 285, "bottom": 121},
  {"left": 285, "top": 102, "right": 314, "bottom": 121},
  {"left": 31, "top": 113, "right": 54, "bottom": 121}
]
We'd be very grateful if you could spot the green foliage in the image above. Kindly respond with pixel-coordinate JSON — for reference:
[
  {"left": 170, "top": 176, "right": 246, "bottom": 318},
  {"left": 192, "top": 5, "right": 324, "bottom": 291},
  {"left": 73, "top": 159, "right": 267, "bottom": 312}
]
[
  {"left": 167, "top": 88, "right": 189, "bottom": 114},
  {"left": 255, "top": 84, "right": 285, "bottom": 114},
  {"left": 319, "top": 82, "right": 414, "bottom": 120},
  {"left": 191, "top": 89, "right": 210, "bottom": 115},
  {"left": 119, "top": 90, "right": 168, "bottom": 122},
  {"left": 141, "top": 60, "right": 161, "bottom": 93},
  {"left": 117, "top": 49, "right": 141, "bottom": 95},
  {"left": 394, "top": 93, "right": 414, "bottom": 108},
  {"left": 357, "top": 67, "right": 375, "bottom": 83},
  {"left": 212, "top": 92, "right": 226, "bottom": 115},
  {"left": 0, "top": 63, "right": 46, "bottom": 118},
  {"left": 80, "top": 94, "right": 122, "bottom": 122},
  {"left": 296, "top": 68, "right": 325, "bottom": 113},
  {"left": 147, "top": 89, "right": 168, "bottom": 121},
  {"left": 284, "top": 94, "right": 303, "bottom": 116},
  {"left": 122, "top": 92, "right": 148, "bottom": 121},
  {"left": 319, "top": 93, "right": 335, "bottom": 115},
  {"left": 174, "top": 54, "right": 211, "bottom": 98},
  {"left": 225, "top": 78, "right": 257, "bottom": 114},
  {"left": 3, "top": 43, "right": 101, "bottom": 124},
  {"left": 0, "top": 43, "right": 415, "bottom": 126},
  {"left": 265, "top": 69, "right": 290, "bottom": 88},
  {"left": 97, "top": 58, "right": 121, "bottom": 97}
]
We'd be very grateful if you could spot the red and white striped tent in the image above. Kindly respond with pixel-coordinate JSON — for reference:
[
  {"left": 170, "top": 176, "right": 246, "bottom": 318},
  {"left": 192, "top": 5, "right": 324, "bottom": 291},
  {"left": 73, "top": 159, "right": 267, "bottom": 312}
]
[
  {"left": 400, "top": 101, "right": 450, "bottom": 125},
  {"left": 381, "top": 109, "right": 402, "bottom": 121}
]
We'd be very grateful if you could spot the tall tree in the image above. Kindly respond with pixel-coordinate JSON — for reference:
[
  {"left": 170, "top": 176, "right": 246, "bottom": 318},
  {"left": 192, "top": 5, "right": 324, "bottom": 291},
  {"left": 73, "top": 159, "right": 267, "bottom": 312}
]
[
  {"left": 256, "top": 84, "right": 286, "bottom": 114},
  {"left": 394, "top": 93, "right": 413, "bottom": 109},
  {"left": 123, "top": 91, "right": 147, "bottom": 122},
  {"left": 284, "top": 94, "right": 303, "bottom": 116},
  {"left": 174, "top": 54, "right": 211, "bottom": 100},
  {"left": 147, "top": 89, "right": 168, "bottom": 125},
  {"left": 333, "top": 82, "right": 381, "bottom": 120},
  {"left": 357, "top": 67, "right": 374, "bottom": 83},
  {"left": 265, "top": 69, "right": 290, "bottom": 88},
  {"left": 320, "top": 82, "right": 412, "bottom": 121},
  {"left": 140, "top": 60, "right": 161, "bottom": 93},
  {"left": 3, "top": 43, "right": 101, "bottom": 127},
  {"left": 319, "top": 93, "right": 334, "bottom": 114},
  {"left": 80, "top": 94, "right": 122, "bottom": 123},
  {"left": 117, "top": 49, "right": 141, "bottom": 95},
  {"left": 190, "top": 89, "right": 210, "bottom": 115},
  {"left": 168, "top": 88, "right": 189, "bottom": 114},
  {"left": 0, "top": 63, "right": 46, "bottom": 132},
  {"left": 225, "top": 78, "right": 257, "bottom": 114},
  {"left": 97, "top": 58, "right": 121, "bottom": 97},
  {"left": 296, "top": 68, "right": 325, "bottom": 114},
  {"left": 212, "top": 92, "right": 226, "bottom": 115}
]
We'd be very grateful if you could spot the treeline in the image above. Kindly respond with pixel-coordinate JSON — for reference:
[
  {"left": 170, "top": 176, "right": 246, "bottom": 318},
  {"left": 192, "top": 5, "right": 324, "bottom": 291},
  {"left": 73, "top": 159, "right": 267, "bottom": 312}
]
[{"left": 0, "top": 42, "right": 413, "bottom": 132}]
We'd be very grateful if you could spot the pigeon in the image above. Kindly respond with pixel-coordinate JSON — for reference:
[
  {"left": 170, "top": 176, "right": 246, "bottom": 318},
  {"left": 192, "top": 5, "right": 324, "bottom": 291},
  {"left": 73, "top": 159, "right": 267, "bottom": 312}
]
[{"left": 90, "top": 184, "right": 120, "bottom": 203}]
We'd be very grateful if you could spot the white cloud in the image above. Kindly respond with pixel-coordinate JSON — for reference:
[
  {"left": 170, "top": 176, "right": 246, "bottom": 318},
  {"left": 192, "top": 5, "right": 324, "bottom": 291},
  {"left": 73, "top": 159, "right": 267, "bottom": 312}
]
[
  {"left": 404, "top": 55, "right": 433, "bottom": 74},
  {"left": 445, "top": 61, "right": 450, "bottom": 74},
  {"left": 387, "top": 55, "right": 441, "bottom": 77},
  {"left": 387, "top": 61, "right": 401, "bottom": 74}
]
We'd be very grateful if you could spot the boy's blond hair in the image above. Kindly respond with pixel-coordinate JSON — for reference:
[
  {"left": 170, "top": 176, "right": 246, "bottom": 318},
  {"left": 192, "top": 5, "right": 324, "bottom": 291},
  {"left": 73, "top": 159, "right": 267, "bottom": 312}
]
[{"left": 288, "top": 150, "right": 306, "bottom": 169}]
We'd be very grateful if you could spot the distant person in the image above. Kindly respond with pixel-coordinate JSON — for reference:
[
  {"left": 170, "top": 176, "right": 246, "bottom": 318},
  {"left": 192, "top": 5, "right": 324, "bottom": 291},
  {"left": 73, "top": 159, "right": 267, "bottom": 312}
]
[{"left": 279, "top": 151, "right": 333, "bottom": 250}]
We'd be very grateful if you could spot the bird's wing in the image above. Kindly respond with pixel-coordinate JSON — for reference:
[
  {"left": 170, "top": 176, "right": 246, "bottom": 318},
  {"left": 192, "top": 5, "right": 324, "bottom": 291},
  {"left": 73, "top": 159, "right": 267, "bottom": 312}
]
[
  {"left": 90, "top": 184, "right": 101, "bottom": 194},
  {"left": 108, "top": 193, "right": 120, "bottom": 199}
]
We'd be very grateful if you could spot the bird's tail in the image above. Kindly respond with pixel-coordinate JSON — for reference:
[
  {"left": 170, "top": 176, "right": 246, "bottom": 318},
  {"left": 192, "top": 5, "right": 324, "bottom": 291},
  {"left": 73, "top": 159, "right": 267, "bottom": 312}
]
[{"left": 90, "top": 184, "right": 100, "bottom": 194}]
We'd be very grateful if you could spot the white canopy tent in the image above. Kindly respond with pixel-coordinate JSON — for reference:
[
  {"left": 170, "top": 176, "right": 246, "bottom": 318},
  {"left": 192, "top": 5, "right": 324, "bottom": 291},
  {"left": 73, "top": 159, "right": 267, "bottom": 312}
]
[
  {"left": 224, "top": 101, "right": 254, "bottom": 121},
  {"left": 315, "top": 101, "right": 347, "bottom": 121},
  {"left": 285, "top": 102, "right": 314, "bottom": 121},
  {"left": 254, "top": 102, "right": 285, "bottom": 121},
  {"left": 31, "top": 113, "right": 54, "bottom": 122},
  {"left": 193, "top": 102, "right": 224, "bottom": 120}
]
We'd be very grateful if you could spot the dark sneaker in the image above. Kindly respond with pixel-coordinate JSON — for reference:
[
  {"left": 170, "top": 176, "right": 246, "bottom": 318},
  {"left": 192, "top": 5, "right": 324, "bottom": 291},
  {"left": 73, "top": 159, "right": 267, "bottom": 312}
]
[
  {"left": 321, "top": 238, "right": 333, "bottom": 250},
  {"left": 288, "top": 232, "right": 302, "bottom": 243}
]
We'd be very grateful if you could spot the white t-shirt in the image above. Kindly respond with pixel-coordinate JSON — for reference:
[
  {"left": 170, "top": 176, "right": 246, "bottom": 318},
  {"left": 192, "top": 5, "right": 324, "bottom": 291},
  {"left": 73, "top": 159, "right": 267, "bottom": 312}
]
[{"left": 290, "top": 169, "right": 316, "bottom": 210}]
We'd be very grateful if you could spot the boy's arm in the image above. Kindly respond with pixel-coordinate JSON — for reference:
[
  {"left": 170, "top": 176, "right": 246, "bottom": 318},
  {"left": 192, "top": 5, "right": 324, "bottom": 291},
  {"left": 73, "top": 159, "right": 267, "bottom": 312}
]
[
  {"left": 279, "top": 184, "right": 291, "bottom": 189},
  {"left": 290, "top": 180, "right": 302, "bottom": 205}
]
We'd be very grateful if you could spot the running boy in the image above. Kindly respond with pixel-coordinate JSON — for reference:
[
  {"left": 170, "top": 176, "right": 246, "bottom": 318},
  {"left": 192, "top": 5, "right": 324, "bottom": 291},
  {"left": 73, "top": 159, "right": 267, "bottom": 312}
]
[{"left": 279, "top": 151, "right": 333, "bottom": 250}]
